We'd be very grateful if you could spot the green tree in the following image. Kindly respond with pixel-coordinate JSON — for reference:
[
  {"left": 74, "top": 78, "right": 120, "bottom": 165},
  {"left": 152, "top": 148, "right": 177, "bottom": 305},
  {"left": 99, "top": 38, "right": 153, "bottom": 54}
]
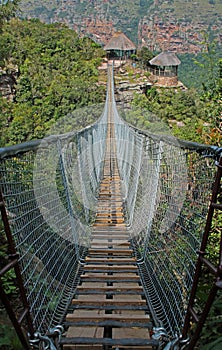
[
  {"left": 0, "top": 18, "right": 106, "bottom": 145},
  {"left": 131, "top": 85, "right": 215, "bottom": 143},
  {"left": 0, "top": 0, "right": 20, "bottom": 31},
  {"left": 137, "top": 47, "right": 155, "bottom": 68},
  {"left": 193, "top": 32, "right": 218, "bottom": 94}
]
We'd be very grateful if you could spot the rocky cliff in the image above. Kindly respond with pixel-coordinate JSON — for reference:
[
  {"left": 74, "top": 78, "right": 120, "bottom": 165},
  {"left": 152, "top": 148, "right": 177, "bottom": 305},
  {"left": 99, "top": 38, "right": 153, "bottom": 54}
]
[
  {"left": 19, "top": 0, "right": 222, "bottom": 53},
  {"left": 0, "top": 70, "right": 17, "bottom": 101}
]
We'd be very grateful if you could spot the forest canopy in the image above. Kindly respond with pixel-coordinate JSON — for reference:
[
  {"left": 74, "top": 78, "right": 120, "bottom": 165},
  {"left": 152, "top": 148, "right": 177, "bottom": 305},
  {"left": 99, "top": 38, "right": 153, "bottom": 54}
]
[{"left": 0, "top": 16, "right": 106, "bottom": 146}]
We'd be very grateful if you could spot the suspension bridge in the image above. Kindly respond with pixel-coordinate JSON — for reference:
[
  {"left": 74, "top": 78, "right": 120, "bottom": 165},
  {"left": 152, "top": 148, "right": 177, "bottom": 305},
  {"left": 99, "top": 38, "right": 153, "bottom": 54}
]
[{"left": 0, "top": 64, "right": 221, "bottom": 350}]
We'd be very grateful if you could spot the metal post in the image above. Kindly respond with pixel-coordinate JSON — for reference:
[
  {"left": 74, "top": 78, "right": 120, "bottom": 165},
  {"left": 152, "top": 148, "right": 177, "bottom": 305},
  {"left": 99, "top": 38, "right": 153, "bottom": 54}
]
[
  {"left": 181, "top": 154, "right": 222, "bottom": 347},
  {"left": 0, "top": 279, "right": 30, "bottom": 350},
  {"left": 0, "top": 190, "right": 35, "bottom": 348}
]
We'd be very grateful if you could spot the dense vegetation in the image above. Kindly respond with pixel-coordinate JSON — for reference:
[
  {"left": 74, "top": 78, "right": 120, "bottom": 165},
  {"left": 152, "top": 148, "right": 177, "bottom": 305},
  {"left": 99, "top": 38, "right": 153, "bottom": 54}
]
[
  {"left": 128, "top": 83, "right": 221, "bottom": 145},
  {"left": 0, "top": 17, "right": 105, "bottom": 146},
  {"left": 178, "top": 37, "right": 222, "bottom": 91}
]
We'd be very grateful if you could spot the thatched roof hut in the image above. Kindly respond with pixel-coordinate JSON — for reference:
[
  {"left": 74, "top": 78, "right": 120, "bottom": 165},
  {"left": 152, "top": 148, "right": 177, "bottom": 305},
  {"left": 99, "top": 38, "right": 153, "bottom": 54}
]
[
  {"left": 149, "top": 51, "right": 181, "bottom": 67},
  {"left": 149, "top": 51, "right": 181, "bottom": 86},
  {"left": 104, "top": 32, "right": 136, "bottom": 59}
]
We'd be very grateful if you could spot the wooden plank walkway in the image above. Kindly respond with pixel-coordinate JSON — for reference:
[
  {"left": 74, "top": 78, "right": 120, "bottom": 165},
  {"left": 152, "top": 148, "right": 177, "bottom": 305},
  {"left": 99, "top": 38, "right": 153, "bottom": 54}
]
[{"left": 61, "top": 67, "right": 157, "bottom": 349}]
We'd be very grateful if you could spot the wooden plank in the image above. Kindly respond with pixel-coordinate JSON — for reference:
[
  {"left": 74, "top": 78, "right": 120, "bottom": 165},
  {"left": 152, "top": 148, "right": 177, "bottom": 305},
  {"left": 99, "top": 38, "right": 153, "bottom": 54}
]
[
  {"left": 77, "top": 285, "right": 143, "bottom": 292},
  {"left": 92, "top": 228, "right": 128, "bottom": 232},
  {"left": 94, "top": 218, "right": 124, "bottom": 222},
  {"left": 71, "top": 305, "right": 147, "bottom": 311},
  {"left": 76, "top": 290, "right": 145, "bottom": 296},
  {"left": 96, "top": 209, "right": 123, "bottom": 213},
  {"left": 98, "top": 191, "right": 122, "bottom": 195},
  {"left": 91, "top": 234, "right": 128, "bottom": 238},
  {"left": 88, "top": 248, "right": 133, "bottom": 255},
  {"left": 63, "top": 329, "right": 104, "bottom": 350},
  {"left": 93, "top": 223, "right": 125, "bottom": 227},
  {"left": 65, "top": 320, "right": 152, "bottom": 329},
  {"left": 94, "top": 220, "right": 125, "bottom": 224},
  {"left": 92, "top": 228, "right": 127, "bottom": 232},
  {"left": 90, "top": 246, "right": 131, "bottom": 251},
  {"left": 61, "top": 337, "right": 158, "bottom": 347},
  {"left": 97, "top": 196, "right": 122, "bottom": 199},
  {"left": 84, "top": 265, "right": 137, "bottom": 271},
  {"left": 80, "top": 275, "right": 140, "bottom": 282},
  {"left": 91, "top": 235, "right": 129, "bottom": 239},
  {"left": 99, "top": 183, "right": 121, "bottom": 187},
  {"left": 91, "top": 232, "right": 129, "bottom": 241},
  {"left": 72, "top": 300, "right": 146, "bottom": 306},
  {"left": 96, "top": 213, "right": 123, "bottom": 218},
  {"left": 112, "top": 334, "right": 152, "bottom": 350},
  {"left": 90, "top": 241, "right": 130, "bottom": 246},
  {"left": 95, "top": 206, "right": 123, "bottom": 211},
  {"left": 83, "top": 269, "right": 138, "bottom": 274},
  {"left": 80, "top": 269, "right": 140, "bottom": 276},
  {"left": 66, "top": 315, "right": 150, "bottom": 322},
  {"left": 91, "top": 238, "right": 129, "bottom": 242},
  {"left": 85, "top": 258, "right": 136, "bottom": 263},
  {"left": 92, "top": 230, "right": 126, "bottom": 232},
  {"left": 96, "top": 201, "right": 123, "bottom": 205},
  {"left": 92, "top": 227, "right": 126, "bottom": 232}
]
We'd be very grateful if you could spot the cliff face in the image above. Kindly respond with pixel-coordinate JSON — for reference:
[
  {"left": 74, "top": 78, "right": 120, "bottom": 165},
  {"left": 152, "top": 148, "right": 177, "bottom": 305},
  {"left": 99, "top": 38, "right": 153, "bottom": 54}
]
[
  {"left": 0, "top": 71, "right": 17, "bottom": 101},
  {"left": 19, "top": 0, "right": 222, "bottom": 53},
  {"left": 138, "top": 0, "right": 222, "bottom": 53}
]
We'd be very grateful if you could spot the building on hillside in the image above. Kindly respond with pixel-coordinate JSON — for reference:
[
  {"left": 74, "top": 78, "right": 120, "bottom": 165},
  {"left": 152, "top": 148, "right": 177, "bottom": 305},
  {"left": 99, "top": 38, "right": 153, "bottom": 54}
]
[
  {"left": 104, "top": 32, "right": 136, "bottom": 60},
  {"left": 149, "top": 51, "right": 181, "bottom": 87}
]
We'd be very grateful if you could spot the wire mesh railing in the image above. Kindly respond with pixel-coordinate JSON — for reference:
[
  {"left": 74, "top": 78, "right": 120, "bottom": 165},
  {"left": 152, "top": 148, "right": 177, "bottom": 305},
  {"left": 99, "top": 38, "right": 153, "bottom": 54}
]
[
  {"left": 134, "top": 144, "right": 219, "bottom": 335},
  {"left": 107, "top": 64, "right": 221, "bottom": 340},
  {"left": 116, "top": 132, "right": 221, "bottom": 340},
  {"left": 0, "top": 107, "right": 107, "bottom": 333}
]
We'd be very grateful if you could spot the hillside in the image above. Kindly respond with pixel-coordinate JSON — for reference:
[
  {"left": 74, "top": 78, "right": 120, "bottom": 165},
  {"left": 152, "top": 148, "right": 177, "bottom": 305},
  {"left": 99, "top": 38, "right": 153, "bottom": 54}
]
[
  {"left": 0, "top": 18, "right": 106, "bottom": 146},
  {"left": 19, "top": 0, "right": 222, "bottom": 52}
]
